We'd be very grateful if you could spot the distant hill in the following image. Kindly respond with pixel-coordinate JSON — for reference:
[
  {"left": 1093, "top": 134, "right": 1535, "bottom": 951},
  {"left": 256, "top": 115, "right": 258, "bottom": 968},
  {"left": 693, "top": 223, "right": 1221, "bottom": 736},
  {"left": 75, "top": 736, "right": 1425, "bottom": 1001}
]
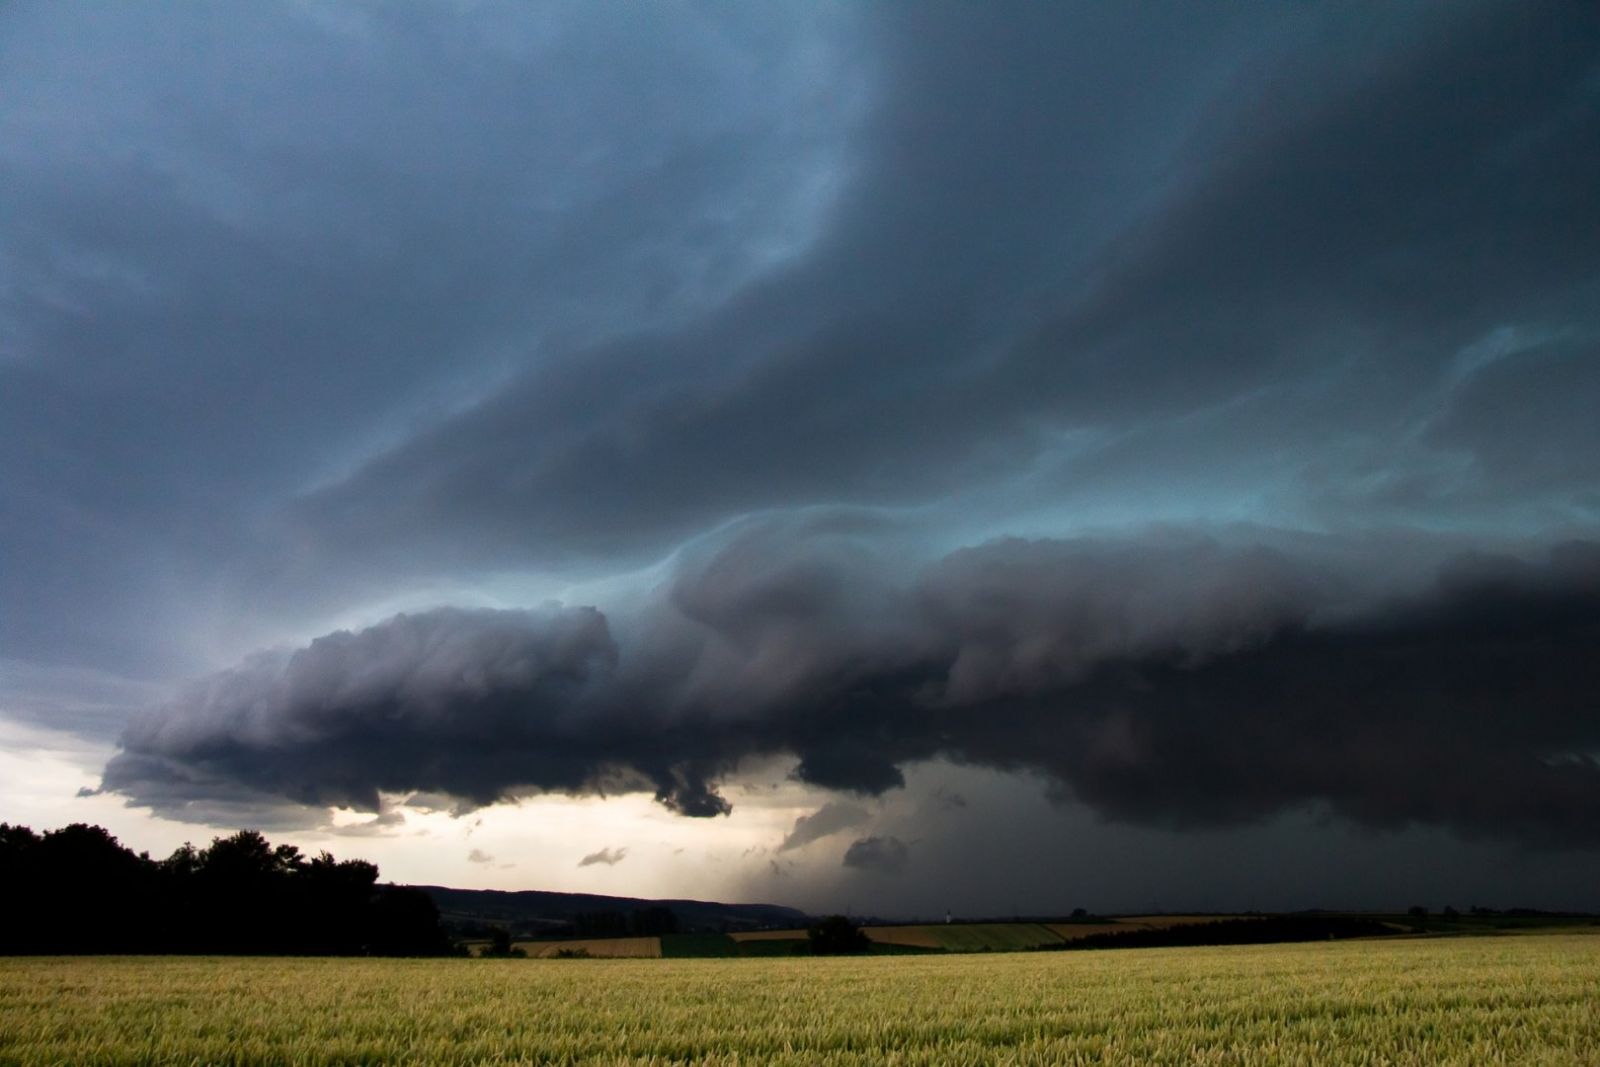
[{"left": 413, "top": 885, "right": 808, "bottom": 936}]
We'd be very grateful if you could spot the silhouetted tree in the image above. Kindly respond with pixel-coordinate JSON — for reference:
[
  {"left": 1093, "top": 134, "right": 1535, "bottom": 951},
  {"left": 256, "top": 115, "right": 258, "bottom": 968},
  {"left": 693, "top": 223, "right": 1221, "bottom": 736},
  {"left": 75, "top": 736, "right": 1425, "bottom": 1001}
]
[
  {"left": 808, "top": 915, "right": 871, "bottom": 955},
  {"left": 297, "top": 852, "right": 380, "bottom": 954},
  {"left": 0, "top": 823, "right": 45, "bottom": 953},
  {"left": 478, "top": 926, "right": 525, "bottom": 958},
  {"left": 27, "top": 824, "right": 155, "bottom": 953},
  {"left": 0, "top": 822, "right": 453, "bottom": 956},
  {"left": 367, "top": 886, "right": 454, "bottom": 957}
]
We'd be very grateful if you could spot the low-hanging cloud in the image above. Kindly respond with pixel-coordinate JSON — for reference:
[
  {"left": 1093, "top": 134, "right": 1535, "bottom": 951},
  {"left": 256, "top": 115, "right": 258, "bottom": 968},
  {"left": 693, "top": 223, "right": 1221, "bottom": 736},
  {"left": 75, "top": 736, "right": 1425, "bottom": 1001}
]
[
  {"left": 779, "top": 801, "right": 871, "bottom": 852},
  {"left": 6, "top": 2, "right": 1598, "bottom": 917},
  {"left": 100, "top": 530, "right": 1600, "bottom": 848},
  {"left": 843, "top": 836, "right": 909, "bottom": 876},
  {"left": 578, "top": 846, "right": 628, "bottom": 868},
  {"left": 101, "top": 605, "right": 633, "bottom": 812}
]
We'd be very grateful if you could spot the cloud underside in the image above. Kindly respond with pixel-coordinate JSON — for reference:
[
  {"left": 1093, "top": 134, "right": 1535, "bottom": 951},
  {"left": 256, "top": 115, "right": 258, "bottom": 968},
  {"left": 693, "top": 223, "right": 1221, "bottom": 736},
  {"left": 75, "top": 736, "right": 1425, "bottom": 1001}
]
[
  {"left": 102, "top": 534, "right": 1600, "bottom": 848},
  {"left": 843, "top": 836, "right": 909, "bottom": 876},
  {"left": 6, "top": 3, "right": 1598, "bottom": 876},
  {"left": 779, "top": 801, "right": 870, "bottom": 852},
  {"left": 578, "top": 846, "right": 627, "bottom": 868}
]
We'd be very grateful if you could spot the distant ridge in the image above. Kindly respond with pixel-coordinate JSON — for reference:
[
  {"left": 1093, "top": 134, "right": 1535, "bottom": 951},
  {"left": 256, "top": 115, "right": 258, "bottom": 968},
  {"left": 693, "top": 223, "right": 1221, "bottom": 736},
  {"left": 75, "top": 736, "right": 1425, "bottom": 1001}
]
[{"left": 413, "top": 885, "right": 808, "bottom": 934}]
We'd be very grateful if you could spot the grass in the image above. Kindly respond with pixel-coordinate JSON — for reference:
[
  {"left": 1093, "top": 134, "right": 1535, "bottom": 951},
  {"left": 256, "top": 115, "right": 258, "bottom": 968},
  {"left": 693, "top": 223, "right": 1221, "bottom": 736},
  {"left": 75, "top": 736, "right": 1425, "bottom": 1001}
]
[
  {"left": 512, "top": 936, "right": 660, "bottom": 958},
  {"left": 3, "top": 933, "right": 1599, "bottom": 1064}
]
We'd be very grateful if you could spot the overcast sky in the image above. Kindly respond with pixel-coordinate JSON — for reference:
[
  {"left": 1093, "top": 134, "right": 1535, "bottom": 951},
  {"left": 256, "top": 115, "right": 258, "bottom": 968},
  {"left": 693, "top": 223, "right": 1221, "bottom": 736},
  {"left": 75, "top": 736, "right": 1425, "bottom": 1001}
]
[{"left": 4, "top": 1, "right": 1599, "bottom": 916}]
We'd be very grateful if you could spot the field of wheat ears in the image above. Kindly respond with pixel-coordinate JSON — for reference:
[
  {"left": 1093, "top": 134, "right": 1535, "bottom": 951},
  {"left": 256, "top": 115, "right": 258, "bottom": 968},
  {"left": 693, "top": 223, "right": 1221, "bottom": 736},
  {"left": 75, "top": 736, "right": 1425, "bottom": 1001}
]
[{"left": 3, "top": 932, "right": 1598, "bottom": 1066}]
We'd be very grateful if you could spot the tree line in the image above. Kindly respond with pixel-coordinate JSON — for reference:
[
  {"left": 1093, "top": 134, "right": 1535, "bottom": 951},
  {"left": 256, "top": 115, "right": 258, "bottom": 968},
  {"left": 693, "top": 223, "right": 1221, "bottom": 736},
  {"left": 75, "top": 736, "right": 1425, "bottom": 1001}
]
[{"left": 0, "top": 822, "right": 455, "bottom": 955}]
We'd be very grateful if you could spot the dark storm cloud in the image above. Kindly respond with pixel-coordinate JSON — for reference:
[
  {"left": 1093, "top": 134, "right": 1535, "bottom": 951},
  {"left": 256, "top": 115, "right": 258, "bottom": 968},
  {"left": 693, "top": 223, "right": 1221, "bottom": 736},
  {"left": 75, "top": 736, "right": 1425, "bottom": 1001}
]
[
  {"left": 102, "top": 606, "right": 627, "bottom": 814},
  {"left": 102, "top": 530, "right": 1600, "bottom": 848},
  {"left": 6, "top": 1, "right": 1600, "bottom": 899},
  {"left": 1425, "top": 335, "right": 1600, "bottom": 496},
  {"left": 0, "top": 1, "right": 863, "bottom": 674},
  {"left": 779, "top": 801, "right": 870, "bottom": 853},
  {"left": 1007, "top": 6, "right": 1600, "bottom": 423},
  {"left": 6, "top": 3, "right": 1597, "bottom": 683},
  {"left": 286, "top": 4, "right": 1256, "bottom": 569},
  {"left": 842, "top": 836, "right": 909, "bottom": 876},
  {"left": 292, "top": 2, "right": 1600, "bottom": 574}
]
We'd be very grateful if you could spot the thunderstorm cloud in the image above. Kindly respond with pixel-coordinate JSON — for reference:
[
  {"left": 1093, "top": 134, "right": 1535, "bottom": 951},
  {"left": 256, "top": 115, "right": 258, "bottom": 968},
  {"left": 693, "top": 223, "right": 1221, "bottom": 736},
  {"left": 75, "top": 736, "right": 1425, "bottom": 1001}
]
[
  {"left": 3, "top": 2, "right": 1598, "bottom": 907},
  {"left": 843, "top": 837, "right": 911, "bottom": 877},
  {"left": 100, "top": 534, "right": 1600, "bottom": 847},
  {"left": 779, "top": 802, "right": 872, "bottom": 853}
]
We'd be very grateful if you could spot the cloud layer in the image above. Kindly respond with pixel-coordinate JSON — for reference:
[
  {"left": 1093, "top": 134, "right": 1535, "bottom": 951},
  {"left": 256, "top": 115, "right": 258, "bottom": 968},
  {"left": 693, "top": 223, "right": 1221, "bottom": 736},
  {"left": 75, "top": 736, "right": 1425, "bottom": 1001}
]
[
  {"left": 4, "top": 4, "right": 1598, "bottom": 903},
  {"left": 843, "top": 836, "right": 909, "bottom": 876},
  {"left": 103, "top": 533, "right": 1600, "bottom": 847},
  {"left": 779, "top": 802, "right": 870, "bottom": 853},
  {"left": 7, "top": 4, "right": 1597, "bottom": 682}
]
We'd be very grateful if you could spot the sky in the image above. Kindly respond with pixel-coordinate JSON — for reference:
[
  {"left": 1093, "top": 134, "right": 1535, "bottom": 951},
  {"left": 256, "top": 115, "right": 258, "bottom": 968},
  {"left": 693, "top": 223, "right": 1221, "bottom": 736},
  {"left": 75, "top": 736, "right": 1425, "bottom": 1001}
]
[{"left": 3, "top": 1, "right": 1599, "bottom": 917}]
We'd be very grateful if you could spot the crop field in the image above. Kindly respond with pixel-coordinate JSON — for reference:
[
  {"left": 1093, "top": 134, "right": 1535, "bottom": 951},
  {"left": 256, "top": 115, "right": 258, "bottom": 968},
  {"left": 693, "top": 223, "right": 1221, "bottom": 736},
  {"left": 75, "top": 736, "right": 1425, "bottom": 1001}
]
[
  {"left": 513, "top": 936, "right": 660, "bottom": 959},
  {"left": 899, "top": 921, "right": 1062, "bottom": 952},
  {"left": 3, "top": 933, "right": 1598, "bottom": 1065},
  {"left": 728, "top": 916, "right": 1241, "bottom": 953}
]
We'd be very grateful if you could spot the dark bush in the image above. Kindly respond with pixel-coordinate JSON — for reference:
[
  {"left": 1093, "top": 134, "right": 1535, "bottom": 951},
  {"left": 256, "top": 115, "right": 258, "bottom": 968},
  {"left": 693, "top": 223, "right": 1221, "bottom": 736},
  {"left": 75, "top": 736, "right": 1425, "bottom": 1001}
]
[{"left": 808, "top": 915, "right": 871, "bottom": 955}]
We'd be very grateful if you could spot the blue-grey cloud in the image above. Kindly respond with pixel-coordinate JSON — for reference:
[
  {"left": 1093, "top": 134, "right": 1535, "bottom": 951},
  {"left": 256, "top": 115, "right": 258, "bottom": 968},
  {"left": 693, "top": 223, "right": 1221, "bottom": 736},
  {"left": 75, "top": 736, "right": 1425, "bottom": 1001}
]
[
  {"left": 0, "top": 1, "right": 864, "bottom": 676},
  {"left": 284, "top": 2, "right": 1600, "bottom": 582},
  {"left": 5, "top": 3, "right": 1599, "bottom": 907}
]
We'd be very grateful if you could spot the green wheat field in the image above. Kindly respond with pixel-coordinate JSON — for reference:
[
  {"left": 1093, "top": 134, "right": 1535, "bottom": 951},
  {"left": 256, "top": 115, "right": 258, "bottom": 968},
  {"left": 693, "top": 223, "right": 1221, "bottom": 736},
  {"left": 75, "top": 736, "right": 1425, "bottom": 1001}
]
[{"left": 3, "top": 933, "right": 1598, "bottom": 1065}]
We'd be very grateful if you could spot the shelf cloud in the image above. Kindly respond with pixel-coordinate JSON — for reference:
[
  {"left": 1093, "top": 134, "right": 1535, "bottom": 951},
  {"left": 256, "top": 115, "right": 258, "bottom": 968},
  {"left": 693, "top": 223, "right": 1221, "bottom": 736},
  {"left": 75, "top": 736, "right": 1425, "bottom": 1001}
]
[
  {"left": 101, "top": 532, "right": 1600, "bottom": 847},
  {"left": 5, "top": 2, "right": 1598, "bottom": 906}
]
